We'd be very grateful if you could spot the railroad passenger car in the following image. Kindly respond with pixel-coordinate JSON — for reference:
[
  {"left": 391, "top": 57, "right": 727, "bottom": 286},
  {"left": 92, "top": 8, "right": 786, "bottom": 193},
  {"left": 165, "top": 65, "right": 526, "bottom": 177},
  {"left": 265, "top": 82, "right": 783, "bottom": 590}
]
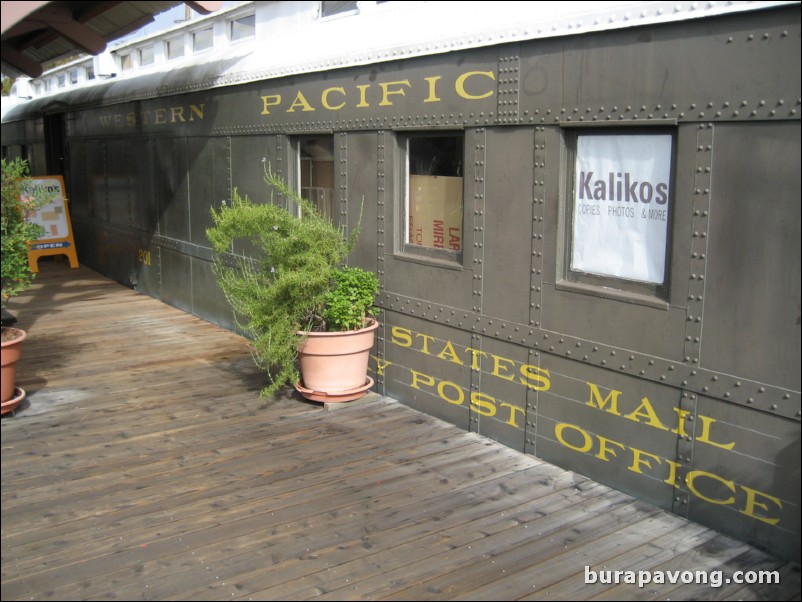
[{"left": 2, "top": 0, "right": 800, "bottom": 562}]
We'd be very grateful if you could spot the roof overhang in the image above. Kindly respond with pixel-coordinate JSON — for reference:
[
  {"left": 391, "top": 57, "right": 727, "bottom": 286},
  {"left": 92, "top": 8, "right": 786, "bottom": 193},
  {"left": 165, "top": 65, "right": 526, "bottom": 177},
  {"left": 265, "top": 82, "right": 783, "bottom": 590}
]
[{"left": 1, "top": 1, "right": 223, "bottom": 78}]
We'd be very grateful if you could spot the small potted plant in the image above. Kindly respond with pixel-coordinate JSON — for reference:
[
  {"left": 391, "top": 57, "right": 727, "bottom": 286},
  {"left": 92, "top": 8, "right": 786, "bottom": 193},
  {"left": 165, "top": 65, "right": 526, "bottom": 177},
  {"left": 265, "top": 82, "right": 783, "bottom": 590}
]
[
  {"left": 1, "top": 157, "right": 48, "bottom": 413},
  {"left": 206, "top": 164, "right": 380, "bottom": 402}
]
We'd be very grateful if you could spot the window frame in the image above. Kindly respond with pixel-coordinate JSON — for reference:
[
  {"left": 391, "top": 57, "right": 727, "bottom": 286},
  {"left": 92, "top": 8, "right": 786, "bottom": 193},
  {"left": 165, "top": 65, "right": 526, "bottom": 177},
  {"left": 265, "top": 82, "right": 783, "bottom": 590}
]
[
  {"left": 558, "top": 125, "right": 677, "bottom": 306},
  {"left": 166, "top": 35, "right": 186, "bottom": 60},
  {"left": 192, "top": 27, "right": 214, "bottom": 53},
  {"left": 138, "top": 45, "right": 155, "bottom": 66},
  {"left": 396, "top": 130, "right": 466, "bottom": 267},
  {"left": 229, "top": 14, "right": 256, "bottom": 42},
  {"left": 321, "top": 1, "right": 359, "bottom": 19}
]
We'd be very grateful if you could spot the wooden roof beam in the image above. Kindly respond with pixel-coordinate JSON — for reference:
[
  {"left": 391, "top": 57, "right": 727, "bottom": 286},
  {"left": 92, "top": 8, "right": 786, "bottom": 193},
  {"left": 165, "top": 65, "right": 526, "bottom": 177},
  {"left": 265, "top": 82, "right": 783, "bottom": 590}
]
[{"left": 28, "top": 5, "right": 106, "bottom": 55}]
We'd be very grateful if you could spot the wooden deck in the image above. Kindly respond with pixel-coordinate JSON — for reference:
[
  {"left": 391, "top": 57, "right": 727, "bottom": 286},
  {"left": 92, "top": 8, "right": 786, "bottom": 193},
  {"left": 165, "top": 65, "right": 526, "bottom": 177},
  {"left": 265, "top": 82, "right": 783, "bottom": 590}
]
[{"left": 2, "top": 261, "right": 800, "bottom": 601}]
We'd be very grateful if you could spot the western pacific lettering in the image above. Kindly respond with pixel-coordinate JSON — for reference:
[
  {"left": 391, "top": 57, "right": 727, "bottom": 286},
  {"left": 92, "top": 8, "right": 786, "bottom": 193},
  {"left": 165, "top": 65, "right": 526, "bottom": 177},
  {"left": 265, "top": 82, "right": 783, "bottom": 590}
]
[{"left": 579, "top": 171, "right": 668, "bottom": 204}]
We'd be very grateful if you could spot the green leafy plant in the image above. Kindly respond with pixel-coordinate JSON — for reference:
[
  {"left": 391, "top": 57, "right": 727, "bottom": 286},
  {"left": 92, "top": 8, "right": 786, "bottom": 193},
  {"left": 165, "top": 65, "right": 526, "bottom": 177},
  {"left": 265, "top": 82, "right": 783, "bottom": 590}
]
[
  {"left": 1, "top": 158, "right": 48, "bottom": 310},
  {"left": 323, "top": 266, "right": 379, "bottom": 331},
  {"left": 206, "top": 165, "right": 379, "bottom": 397}
]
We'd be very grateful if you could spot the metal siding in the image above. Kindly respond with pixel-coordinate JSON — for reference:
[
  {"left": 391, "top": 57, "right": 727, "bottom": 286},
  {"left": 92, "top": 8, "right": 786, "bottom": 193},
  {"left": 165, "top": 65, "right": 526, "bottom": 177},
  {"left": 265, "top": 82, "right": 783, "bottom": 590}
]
[
  {"left": 156, "top": 137, "right": 189, "bottom": 242},
  {"left": 134, "top": 245, "right": 162, "bottom": 300},
  {"left": 191, "top": 256, "right": 235, "bottom": 330},
  {"left": 67, "top": 139, "right": 90, "bottom": 220},
  {"left": 688, "top": 395, "right": 801, "bottom": 563},
  {"left": 344, "top": 131, "right": 379, "bottom": 271},
  {"left": 535, "top": 356, "right": 682, "bottom": 512},
  {"left": 86, "top": 141, "right": 107, "bottom": 222},
  {"left": 188, "top": 137, "right": 230, "bottom": 247},
  {"left": 482, "top": 127, "right": 536, "bottom": 326},
  {"left": 381, "top": 128, "right": 477, "bottom": 310},
  {"left": 6, "top": 4, "right": 799, "bottom": 563},
  {"left": 540, "top": 290, "right": 689, "bottom": 359},
  {"left": 382, "top": 313, "right": 473, "bottom": 432},
  {"left": 703, "top": 122, "right": 801, "bottom": 391},
  {"left": 129, "top": 139, "right": 157, "bottom": 234},
  {"left": 472, "top": 336, "right": 530, "bottom": 452},
  {"left": 161, "top": 248, "right": 193, "bottom": 314},
  {"left": 539, "top": 124, "right": 698, "bottom": 361},
  {"left": 230, "top": 136, "right": 273, "bottom": 204},
  {"left": 550, "top": 7, "right": 800, "bottom": 125},
  {"left": 105, "top": 140, "right": 131, "bottom": 228}
]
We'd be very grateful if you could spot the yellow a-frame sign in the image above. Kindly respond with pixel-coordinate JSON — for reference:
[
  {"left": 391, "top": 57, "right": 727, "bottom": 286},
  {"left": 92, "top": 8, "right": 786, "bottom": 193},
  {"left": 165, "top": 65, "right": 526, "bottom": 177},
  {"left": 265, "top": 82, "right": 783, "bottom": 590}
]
[{"left": 25, "top": 175, "right": 79, "bottom": 272}]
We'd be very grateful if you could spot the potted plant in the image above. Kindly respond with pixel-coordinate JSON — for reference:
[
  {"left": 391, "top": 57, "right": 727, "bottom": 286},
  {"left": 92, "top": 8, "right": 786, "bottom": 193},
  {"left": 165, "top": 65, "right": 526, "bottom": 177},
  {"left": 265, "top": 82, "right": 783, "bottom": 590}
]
[
  {"left": 206, "top": 165, "right": 380, "bottom": 402},
  {"left": 1, "top": 158, "right": 47, "bottom": 413}
]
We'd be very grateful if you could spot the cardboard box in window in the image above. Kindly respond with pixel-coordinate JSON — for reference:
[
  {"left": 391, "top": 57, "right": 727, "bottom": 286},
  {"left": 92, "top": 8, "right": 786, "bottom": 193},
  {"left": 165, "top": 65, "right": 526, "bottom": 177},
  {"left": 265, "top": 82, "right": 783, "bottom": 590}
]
[{"left": 409, "top": 175, "right": 462, "bottom": 251}]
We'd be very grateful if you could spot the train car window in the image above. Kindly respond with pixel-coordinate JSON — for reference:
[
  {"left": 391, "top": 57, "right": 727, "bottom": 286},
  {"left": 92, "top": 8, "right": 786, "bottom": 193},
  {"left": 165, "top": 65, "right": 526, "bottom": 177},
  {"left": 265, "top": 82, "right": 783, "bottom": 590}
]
[
  {"left": 85, "top": 66, "right": 95, "bottom": 81},
  {"left": 321, "top": 1, "right": 358, "bottom": 18},
  {"left": 167, "top": 36, "right": 185, "bottom": 60},
  {"left": 297, "top": 136, "right": 336, "bottom": 221},
  {"left": 69, "top": 70, "right": 78, "bottom": 85},
  {"left": 119, "top": 53, "right": 133, "bottom": 71},
  {"left": 563, "top": 129, "right": 674, "bottom": 301},
  {"left": 193, "top": 27, "right": 214, "bottom": 52},
  {"left": 57, "top": 74, "right": 66, "bottom": 88},
  {"left": 139, "top": 46, "right": 155, "bottom": 67},
  {"left": 230, "top": 15, "right": 255, "bottom": 42},
  {"left": 403, "top": 133, "right": 464, "bottom": 260}
]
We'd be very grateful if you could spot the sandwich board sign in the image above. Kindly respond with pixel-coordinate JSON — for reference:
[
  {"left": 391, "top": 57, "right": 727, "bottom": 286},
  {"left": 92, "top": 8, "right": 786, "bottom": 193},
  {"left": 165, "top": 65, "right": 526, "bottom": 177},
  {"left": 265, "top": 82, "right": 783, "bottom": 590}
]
[{"left": 24, "top": 175, "right": 79, "bottom": 272}]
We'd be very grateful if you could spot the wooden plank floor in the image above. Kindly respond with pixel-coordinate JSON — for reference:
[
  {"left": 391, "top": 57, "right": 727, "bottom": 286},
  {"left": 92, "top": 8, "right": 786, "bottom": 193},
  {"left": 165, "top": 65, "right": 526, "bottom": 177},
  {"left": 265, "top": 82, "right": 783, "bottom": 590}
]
[{"left": 2, "top": 261, "right": 800, "bottom": 601}]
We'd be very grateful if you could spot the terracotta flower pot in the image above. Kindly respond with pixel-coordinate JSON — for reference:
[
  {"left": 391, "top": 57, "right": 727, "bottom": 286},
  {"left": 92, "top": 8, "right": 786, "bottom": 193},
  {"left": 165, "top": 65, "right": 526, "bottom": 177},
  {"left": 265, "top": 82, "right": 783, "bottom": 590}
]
[
  {"left": 295, "top": 319, "right": 378, "bottom": 402},
  {"left": 1, "top": 327, "right": 27, "bottom": 404}
]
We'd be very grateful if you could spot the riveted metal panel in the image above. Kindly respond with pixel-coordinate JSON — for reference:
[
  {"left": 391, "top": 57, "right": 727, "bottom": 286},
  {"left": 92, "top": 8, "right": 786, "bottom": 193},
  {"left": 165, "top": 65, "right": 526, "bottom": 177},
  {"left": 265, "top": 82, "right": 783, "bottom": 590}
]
[
  {"left": 342, "top": 131, "right": 379, "bottom": 270},
  {"left": 230, "top": 136, "right": 274, "bottom": 203},
  {"left": 247, "top": 50, "right": 499, "bottom": 133},
  {"left": 471, "top": 336, "right": 530, "bottom": 452},
  {"left": 161, "top": 248, "right": 193, "bottom": 314},
  {"left": 482, "top": 126, "right": 535, "bottom": 325},
  {"left": 382, "top": 313, "right": 473, "bottom": 432},
  {"left": 540, "top": 123, "right": 699, "bottom": 361},
  {"left": 188, "top": 137, "right": 231, "bottom": 247},
  {"left": 133, "top": 244, "right": 161, "bottom": 301},
  {"left": 688, "top": 395, "right": 801, "bottom": 562},
  {"left": 105, "top": 139, "right": 131, "bottom": 228},
  {"left": 85, "top": 140, "right": 107, "bottom": 222},
  {"left": 67, "top": 139, "right": 90, "bottom": 220},
  {"left": 517, "top": 37, "right": 564, "bottom": 124},
  {"left": 129, "top": 139, "right": 157, "bottom": 234},
  {"left": 191, "top": 256, "right": 235, "bottom": 331},
  {"left": 703, "top": 122, "right": 801, "bottom": 392},
  {"left": 90, "top": 223, "right": 139, "bottom": 287},
  {"left": 155, "top": 137, "right": 189, "bottom": 241},
  {"left": 535, "top": 355, "right": 682, "bottom": 512},
  {"left": 381, "top": 127, "right": 485, "bottom": 311},
  {"left": 536, "top": 6, "right": 801, "bottom": 127}
]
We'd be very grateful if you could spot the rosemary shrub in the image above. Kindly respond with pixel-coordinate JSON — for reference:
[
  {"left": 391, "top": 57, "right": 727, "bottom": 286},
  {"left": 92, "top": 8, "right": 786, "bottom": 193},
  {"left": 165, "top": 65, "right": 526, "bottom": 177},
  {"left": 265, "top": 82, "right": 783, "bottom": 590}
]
[{"left": 206, "top": 166, "right": 378, "bottom": 397}]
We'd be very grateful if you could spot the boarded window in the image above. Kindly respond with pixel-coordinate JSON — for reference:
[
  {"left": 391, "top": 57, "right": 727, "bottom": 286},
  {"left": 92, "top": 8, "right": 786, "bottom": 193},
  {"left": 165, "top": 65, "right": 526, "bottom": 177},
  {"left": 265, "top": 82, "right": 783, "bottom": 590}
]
[{"left": 405, "top": 134, "right": 464, "bottom": 255}]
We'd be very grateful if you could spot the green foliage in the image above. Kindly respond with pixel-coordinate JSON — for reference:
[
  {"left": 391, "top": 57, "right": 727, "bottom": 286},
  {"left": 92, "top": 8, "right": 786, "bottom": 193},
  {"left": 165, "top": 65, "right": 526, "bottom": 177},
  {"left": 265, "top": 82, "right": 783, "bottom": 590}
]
[
  {"left": 323, "top": 267, "right": 379, "bottom": 331},
  {"left": 206, "top": 166, "right": 378, "bottom": 397},
  {"left": 1, "top": 158, "right": 48, "bottom": 308}
]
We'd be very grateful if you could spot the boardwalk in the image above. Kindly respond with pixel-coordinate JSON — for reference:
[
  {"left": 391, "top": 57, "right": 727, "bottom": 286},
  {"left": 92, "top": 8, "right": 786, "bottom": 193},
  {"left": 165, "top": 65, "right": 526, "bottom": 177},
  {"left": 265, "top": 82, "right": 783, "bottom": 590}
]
[{"left": 2, "top": 261, "right": 800, "bottom": 601}]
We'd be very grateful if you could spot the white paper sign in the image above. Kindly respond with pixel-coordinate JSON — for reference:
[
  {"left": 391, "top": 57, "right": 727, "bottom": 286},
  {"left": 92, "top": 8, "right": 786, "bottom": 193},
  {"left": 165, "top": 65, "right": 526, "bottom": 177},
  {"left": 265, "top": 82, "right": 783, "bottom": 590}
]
[{"left": 571, "top": 134, "right": 672, "bottom": 284}]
